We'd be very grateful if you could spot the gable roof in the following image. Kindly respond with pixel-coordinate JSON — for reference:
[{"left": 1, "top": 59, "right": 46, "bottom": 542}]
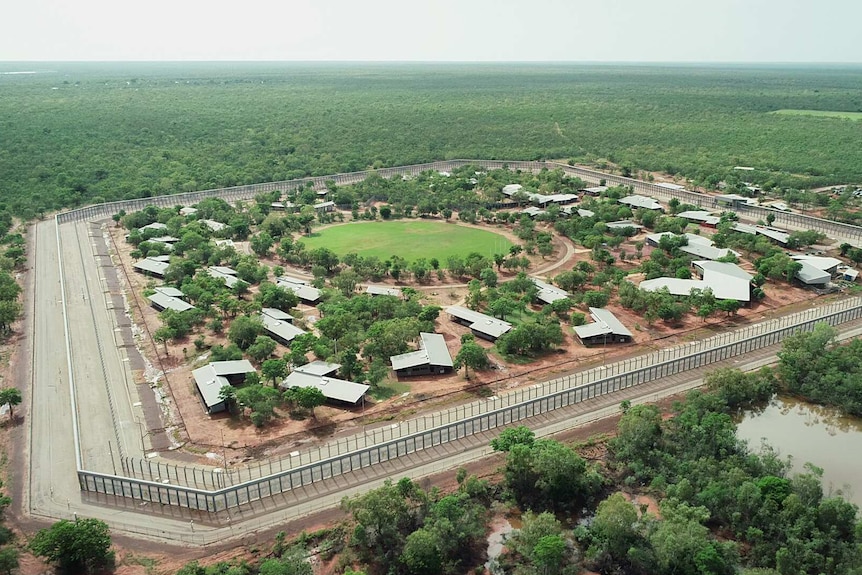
[
  {"left": 446, "top": 306, "right": 512, "bottom": 339},
  {"left": 133, "top": 258, "right": 169, "bottom": 277},
  {"left": 531, "top": 278, "right": 569, "bottom": 304},
  {"left": 261, "top": 307, "right": 293, "bottom": 321},
  {"left": 260, "top": 313, "right": 306, "bottom": 343},
  {"left": 573, "top": 307, "right": 632, "bottom": 339},
  {"left": 390, "top": 332, "right": 454, "bottom": 371},
  {"left": 208, "top": 267, "right": 239, "bottom": 287},
  {"left": 619, "top": 195, "right": 663, "bottom": 210},
  {"left": 677, "top": 211, "right": 721, "bottom": 225},
  {"left": 201, "top": 219, "right": 227, "bottom": 232},
  {"left": 366, "top": 285, "right": 402, "bottom": 297},
  {"left": 210, "top": 360, "right": 255, "bottom": 376},
  {"left": 790, "top": 255, "right": 842, "bottom": 272},
  {"left": 191, "top": 365, "right": 230, "bottom": 410},
  {"left": 295, "top": 360, "right": 341, "bottom": 377},
  {"left": 794, "top": 262, "right": 831, "bottom": 285},
  {"left": 640, "top": 261, "right": 752, "bottom": 302},
  {"left": 282, "top": 370, "right": 369, "bottom": 404},
  {"left": 154, "top": 286, "right": 184, "bottom": 298},
  {"left": 605, "top": 220, "right": 644, "bottom": 230},
  {"left": 147, "top": 291, "right": 195, "bottom": 312},
  {"left": 278, "top": 279, "right": 321, "bottom": 303}
]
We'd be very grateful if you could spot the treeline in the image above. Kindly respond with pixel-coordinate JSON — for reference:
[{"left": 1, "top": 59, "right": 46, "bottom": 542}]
[{"left": 4, "top": 63, "right": 862, "bottom": 218}]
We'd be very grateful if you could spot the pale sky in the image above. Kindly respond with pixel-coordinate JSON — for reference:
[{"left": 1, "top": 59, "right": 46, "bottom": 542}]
[{"left": 3, "top": 0, "right": 861, "bottom": 62}]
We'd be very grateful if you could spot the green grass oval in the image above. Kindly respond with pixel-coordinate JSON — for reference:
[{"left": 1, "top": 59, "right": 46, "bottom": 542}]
[{"left": 301, "top": 221, "right": 513, "bottom": 263}]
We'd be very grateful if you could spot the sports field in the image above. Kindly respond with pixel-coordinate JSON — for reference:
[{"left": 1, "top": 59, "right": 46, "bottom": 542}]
[
  {"left": 772, "top": 109, "right": 862, "bottom": 120},
  {"left": 301, "top": 221, "right": 513, "bottom": 262}
]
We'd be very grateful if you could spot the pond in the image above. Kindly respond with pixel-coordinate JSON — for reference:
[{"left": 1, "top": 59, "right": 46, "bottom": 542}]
[{"left": 737, "top": 396, "right": 862, "bottom": 506}]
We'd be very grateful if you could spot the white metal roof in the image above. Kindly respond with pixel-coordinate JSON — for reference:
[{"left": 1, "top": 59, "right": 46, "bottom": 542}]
[
  {"left": 210, "top": 360, "right": 255, "bottom": 376},
  {"left": 278, "top": 280, "right": 321, "bottom": 303},
  {"left": 281, "top": 371, "right": 369, "bottom": 404},
  {"left": 655, "top": 182, "right": 687, "bottom": 190},
  {"left": 694, "top": 260, "right": 753, "bottom": 282},
  {"left": 619, "top": 195, "right": 663, "bottom": 210},
  {"left": 531, "top": 278, "right": 569, "bottom": 304},
  {"left": 191, "top": 365, "right": 229, "bottom": 410},
  {"left": 790, "top": 255, "right": 842, "bottom": 272},
  {"left": 366, "top": 285, "right": 402, "bottom": 297},
  {"left": 680, "top": 244, "right": 738, "bottom": 261},
  {"left": 261, "top": 307, "right": 293, "bottom": 321},
  {"left": 208, "top": 268, "right": 239, "bottom": 287},
  {"left": 154, "top": 286, "right": 184, "bottom": 298},
  {"left": 147, "top": 291, "right": 195, "bottom": 312},
  {"left": 794, "top": 262, "right": 831, "bottom": 285},
  {"left": 140, "top": 222, "right": 168, "bottom": 232},
  {"left": 133, "top": 258, "right": 169, "bottom": 277},
  {"left": 446, "top": 306, "right": 512, "bottom": 338},
  {"left": 260, "top": 314, "right": 306, "bottom": 343},
  {"left": 201, "top": 219, "right": 227, "bottom": 232},
  {"left": 574, "top": 307, "right": 632, "bottom": 339},
  {"left": 295, "top": 360, "right": 340, "bottom": 377},
  {"left": 390, "top": 333, "right": 453, "bottom": 371},
  {"left": 605, "top": 220, "right": 644, "bottom": 230},
  {"left": 502, "top": 184, "right": 523, "bottom": 195}
]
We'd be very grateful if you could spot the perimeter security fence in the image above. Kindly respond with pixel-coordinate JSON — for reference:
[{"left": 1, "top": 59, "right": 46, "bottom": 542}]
[
  {"left": 57, "top": 159, "right": 862, "bottom": 512},
  {"left": 80, "top": 294, "right": 862, "bottom": 512}
]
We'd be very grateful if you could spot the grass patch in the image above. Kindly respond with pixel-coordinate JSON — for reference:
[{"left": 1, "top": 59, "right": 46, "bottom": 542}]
[
  {"left": 771, "top": 109, "right": 862, "bottom": 121},
  {"left": 369, "top": 380, "right": 410, "bottom": 401},
  {"left": 301, "top": 221, "right": 512, "bottom": 263}
]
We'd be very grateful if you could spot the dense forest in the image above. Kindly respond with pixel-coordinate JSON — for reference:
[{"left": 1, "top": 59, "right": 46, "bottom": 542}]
[{"left": 2, "top": 63, "right": 862, "bottom": 218}]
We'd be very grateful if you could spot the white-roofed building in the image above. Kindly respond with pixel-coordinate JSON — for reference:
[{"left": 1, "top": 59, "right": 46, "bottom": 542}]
[
  {"left": 677, "top": 211, "right": 721, "bottom": 227},
  {"left": 201, "top": 219, "right": 227, "bottom": 232},
  {"left": 139, "top": 222, "right": 168, "bottom": 233},
  {"left": 277, "top": 277, "right": 321, "bottom": 304},
  {"left": 208, "top": 266, "right": 240, "bottom": 288},
  {"left": 280, "top": 361, "right": 369, "bottom": 405},
  {"left": 366, "top": 285, "right": 403, "bottom": 297},
  {"left": 390, "top": 333, "right": 454, "bottom": 377},
  {"left": 619, "top": 195, "right": 663, "bottom": 211},
  {"left": 147, "top": 290, "right": 195, "bottom": 313},
  {"left": 446, "top": 306, "right": 512, "bottom": 341},
  {"left": 260, "top": 311, "right": 306, "bottom": 345},
  {"left": 133, "top": 257, "right": 170, "bottom": 278},
  {"left": 605, "top": 220, "right": 644, "bottom": 231},
  {"left": 531, "top": 278, "right": 569, "bottom": 304},
  {"left": 793, "top": 262, "right": 831, "bottom": 286},
  {"left": 192, "top": 360, "right": 256, "bottom": 414},
  {"left": 790, "top": 255, "right": 842, "bottom": 276},
  {"left": 179, "top": 206, "right": 198, "bottom": 216},
  {"left": 573, "top": 307, "right": 633, "bottom": 345},
  {"left": 640, "top": 261, "right": 752, "bottom": 303},
  {"left": 581, "top": 186, "right": 608, "bottom": 196}
]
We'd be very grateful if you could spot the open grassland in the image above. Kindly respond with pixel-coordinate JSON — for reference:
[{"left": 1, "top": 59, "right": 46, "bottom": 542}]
[
  {"left": 3, "top": 63, "right": 862, "bottom": 217},
  {"left": 771, "top": 109, "right": 862, "bottom": 120},
  {"left": 301, "top": 221, "right": 512, "bottom": 262}
]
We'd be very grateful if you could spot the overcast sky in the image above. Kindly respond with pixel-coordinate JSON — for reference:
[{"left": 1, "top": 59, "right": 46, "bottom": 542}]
[{"left": 3, "top": 0, "right": 861, "bottom": 63}]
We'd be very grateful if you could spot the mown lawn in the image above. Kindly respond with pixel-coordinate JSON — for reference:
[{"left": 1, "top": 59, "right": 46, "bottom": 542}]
[{"left": 301, "top": 221, "right": 512, "bottom": 262}]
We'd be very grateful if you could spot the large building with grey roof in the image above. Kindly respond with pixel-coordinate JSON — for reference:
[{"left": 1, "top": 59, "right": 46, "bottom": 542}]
[
  {"left": 390, "top": 333, "right": 454, "bottom": 377},
  {"left": 260, "top": 308, "right": 306, "bottom": 345},
  {"left": 133, "top": 257, "right": 170, "bottom": 278}
]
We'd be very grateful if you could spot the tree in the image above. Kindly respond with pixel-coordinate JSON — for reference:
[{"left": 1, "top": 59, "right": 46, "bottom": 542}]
[
  {"left": 532, "top": 535, "right": 567, "bottom": 575},
  {"left": 30, "top": 518, "right": 114, "bottom": 573},
  {"left": 292, "top": 386, "right": 326, "bottom": 419},
  {"left": 401, "top": 528, "right": 443, "bottom": 575},
  {"left": 228, "top": 316, "right": 264, "bottom": 350},
  {"left": 453, "top": 340, "right": 489, "bottom": 378},
  {"left": 218, "top": 385, "right": 237, "bottom": 414},
  {"left": 0, "top": 300, "right": 21, "bottom": 334},
  {"left": 0, "top": 388, "right": 21, "bottom": 419},
  {"left": 0, "top": 547, "right": 18, "bottom": 575},
  {"left": 261, "top": 358, "right": 288, "bottom": 386},
  {"left": 247, "top": 335, "right": 278, "bottom": 362},
  {"left": 491, "top": 425, "right": 535, "bottom": 452},
  {"left": 152, "top": 325, "right": 175, "bottom": 355}
]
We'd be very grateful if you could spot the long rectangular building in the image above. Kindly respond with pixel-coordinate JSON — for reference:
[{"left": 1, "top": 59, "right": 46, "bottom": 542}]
[
  {"left": 390, "top": 333, "right": 454, "bottom": 377},
  {"left": 446, "top": 306, "right": 512, "bottom": 341},
  {"left": 573, "top": 307, "right": 633, "bottom": 346}
]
